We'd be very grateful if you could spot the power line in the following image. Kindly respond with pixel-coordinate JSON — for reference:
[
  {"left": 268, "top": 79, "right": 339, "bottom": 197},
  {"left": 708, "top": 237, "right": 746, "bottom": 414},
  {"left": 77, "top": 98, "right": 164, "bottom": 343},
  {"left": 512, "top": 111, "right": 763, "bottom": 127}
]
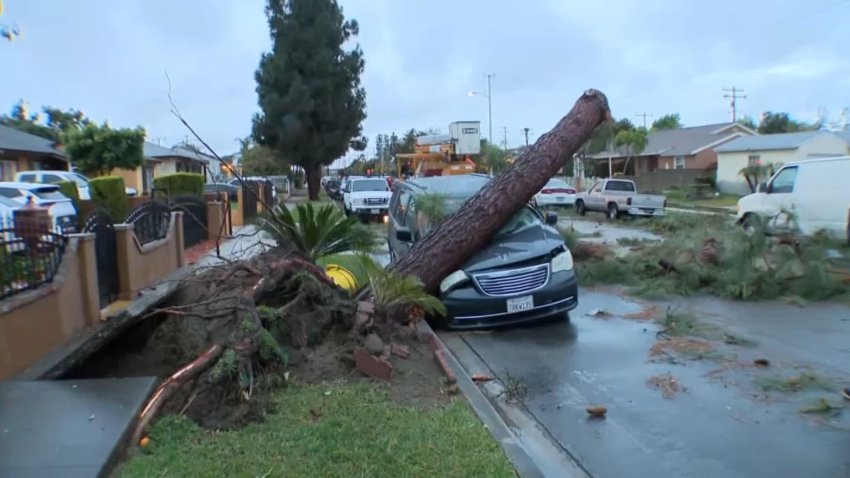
[
  {"left": 635, "top": 113, "right": 653, "bottom": 129},
  {"left": 723, "top": 87, "right": 747, "bottom": 122}
]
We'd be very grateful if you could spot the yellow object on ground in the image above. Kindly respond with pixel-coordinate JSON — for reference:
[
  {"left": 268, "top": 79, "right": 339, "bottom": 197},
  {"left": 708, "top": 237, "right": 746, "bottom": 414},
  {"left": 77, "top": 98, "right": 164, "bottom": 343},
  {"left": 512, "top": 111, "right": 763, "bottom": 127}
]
[{"left": 325, "top": 264, "right": 357, "bottom": 290}]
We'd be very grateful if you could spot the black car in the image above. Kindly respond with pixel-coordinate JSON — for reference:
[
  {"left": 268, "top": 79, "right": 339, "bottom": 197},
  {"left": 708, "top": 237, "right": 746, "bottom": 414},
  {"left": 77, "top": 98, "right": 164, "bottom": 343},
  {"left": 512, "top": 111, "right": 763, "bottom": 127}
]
[
  {"left": 324, "top": 178, "right": 342, "bottom": 200},
  {"left": 387, "top": 174, "right": 578, "bottom": 329},
  {"left": 204, "top": 183, "right": 239, "bottom": 201}
]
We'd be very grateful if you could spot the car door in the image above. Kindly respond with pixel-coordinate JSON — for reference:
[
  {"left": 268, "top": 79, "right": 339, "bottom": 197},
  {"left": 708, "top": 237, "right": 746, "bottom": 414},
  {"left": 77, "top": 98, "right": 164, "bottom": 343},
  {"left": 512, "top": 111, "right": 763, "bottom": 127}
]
[
  {"left": 764, "top": 166, "right": 799, "bottom": 233},
  {"left": 387, "top": 187, "right": 414, "bottom": 259},
  {"left": 585, "top": 181, "right": 603, "bottom": 209}
]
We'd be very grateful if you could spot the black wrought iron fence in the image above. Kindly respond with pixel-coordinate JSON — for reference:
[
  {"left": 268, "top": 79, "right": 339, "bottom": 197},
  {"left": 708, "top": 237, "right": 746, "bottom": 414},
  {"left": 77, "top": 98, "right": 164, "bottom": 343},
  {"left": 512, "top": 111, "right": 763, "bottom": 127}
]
[
  {"left": 82, "top": 208, "right": 119, "bottom": 308},
  {"left": 125, "top": 200, "right": 172, "bottom": 245},
  {"left": 168, "top": 194, "right": 208, "bottom": 249},
  {"left": 0, "top": 218, "right": 68, "bottom": 300}
]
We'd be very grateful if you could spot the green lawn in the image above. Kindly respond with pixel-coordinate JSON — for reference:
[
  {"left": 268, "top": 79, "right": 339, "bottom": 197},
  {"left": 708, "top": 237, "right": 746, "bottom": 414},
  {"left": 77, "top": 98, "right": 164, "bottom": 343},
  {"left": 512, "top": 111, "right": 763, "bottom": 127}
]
[
  {"left": 120, "top": 384, "right": 515, "bottom": 478},
  {"left": 663, "top": 188, "right": 739, "bottom": 209}
]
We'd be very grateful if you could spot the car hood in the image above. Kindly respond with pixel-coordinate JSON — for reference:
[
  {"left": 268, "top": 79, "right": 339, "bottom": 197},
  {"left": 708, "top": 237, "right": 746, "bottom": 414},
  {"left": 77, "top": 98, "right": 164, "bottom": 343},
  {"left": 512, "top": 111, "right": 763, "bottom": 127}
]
[{"left": 461, "top": 224, "right": 564, "bottom": 272}]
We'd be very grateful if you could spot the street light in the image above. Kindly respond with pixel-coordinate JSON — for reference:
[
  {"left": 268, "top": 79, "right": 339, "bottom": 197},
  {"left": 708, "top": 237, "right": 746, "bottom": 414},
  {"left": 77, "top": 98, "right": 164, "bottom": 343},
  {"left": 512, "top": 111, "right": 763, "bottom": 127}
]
[{"left": 468, "top": 73, "right": 494, "bottom": 145}]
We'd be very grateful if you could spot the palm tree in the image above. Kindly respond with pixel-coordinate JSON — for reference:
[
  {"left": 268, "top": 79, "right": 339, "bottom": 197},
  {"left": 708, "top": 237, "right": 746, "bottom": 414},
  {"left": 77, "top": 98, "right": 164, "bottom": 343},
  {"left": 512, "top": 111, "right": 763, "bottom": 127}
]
[
  {"left": 258, "top": 203, "right": 375, "bottom": 262},
  {"left": 738, "top": 163, "right": 777, "bottom": 193},
  {"left": 361, "top": 258, "right": 446, "bottom": 319},
  {"left": 615, "top": 128, "right": 648, "bottom": 175}
]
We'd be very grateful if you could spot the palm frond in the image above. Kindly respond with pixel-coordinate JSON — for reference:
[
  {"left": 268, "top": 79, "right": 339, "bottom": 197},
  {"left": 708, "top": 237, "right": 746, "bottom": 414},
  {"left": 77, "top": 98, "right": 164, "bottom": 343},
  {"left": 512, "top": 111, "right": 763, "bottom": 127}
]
[{"left": 360, "top": 257, "right": 446, "bottom": 317}]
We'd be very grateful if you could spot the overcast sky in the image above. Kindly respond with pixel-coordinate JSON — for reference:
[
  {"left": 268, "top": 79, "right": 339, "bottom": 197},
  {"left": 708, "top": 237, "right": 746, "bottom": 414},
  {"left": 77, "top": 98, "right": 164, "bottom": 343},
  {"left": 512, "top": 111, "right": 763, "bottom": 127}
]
[{"left": 3, "top": 0, "right": 849, "bottom": 165}]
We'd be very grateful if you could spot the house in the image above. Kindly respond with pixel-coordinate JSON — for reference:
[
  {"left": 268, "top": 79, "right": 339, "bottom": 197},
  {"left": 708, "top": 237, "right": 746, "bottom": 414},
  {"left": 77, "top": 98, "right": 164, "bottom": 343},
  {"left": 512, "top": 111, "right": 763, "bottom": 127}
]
[
  {"left": 110, "top": 142, "right": 210, "bottom": 194},
  {"left": 714, "top": 131, "right": 848, "bottom": 195},
  {"left": 0, "top": 125, "right": 69, "bottom": 180},
  {"left": 588, "top": 122, "right": 756, "bottom": 176}
]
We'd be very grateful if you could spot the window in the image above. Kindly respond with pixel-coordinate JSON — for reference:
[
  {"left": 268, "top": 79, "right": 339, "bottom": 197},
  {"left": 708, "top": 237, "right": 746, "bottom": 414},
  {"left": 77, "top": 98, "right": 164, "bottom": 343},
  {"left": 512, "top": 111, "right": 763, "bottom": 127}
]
[
  {"left": 588, "top": 181, "right": 601, "bottom": 194},
  {"left": 0, "top": 188, "right": 21, "bottom": 199},
  {"left": 71, "top": 173, "right": 90, "bottom": 187},
  {"left": 18, "top": 173, "right": 36, "bottom": 183},
  {"left": 43, "top": 174, "right": 63, "bottom": 184},
  {"left": 32, "top": 187, "right": 66, "bottom": 200},
  {"left": 768, "top": 166, "right": 798, "bottom": 194},
  {"left": 604, "top": 180, "right": 636, "bottom": 192},
  {"left": 390, "top": 189, "right": 412, "bottom": 225},
  {"left": 747, "top": 155, "right": 761, "bottom": 166},
  {"left": 0, "top": 160, "right": 14, "bottom": 181},
  {"left": 674, "top": 156, "right": 685, "bottom": 169},
  {"left": 462, "top": 127, "right": 478, "bottom": 134},
  {"left": 352, "top": 179, "right": 389, "bottom": 192}
]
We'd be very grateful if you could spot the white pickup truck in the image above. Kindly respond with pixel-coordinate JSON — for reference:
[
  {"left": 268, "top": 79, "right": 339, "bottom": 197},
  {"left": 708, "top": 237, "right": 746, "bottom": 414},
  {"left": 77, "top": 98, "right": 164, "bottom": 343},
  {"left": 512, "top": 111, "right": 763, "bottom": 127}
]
[{"left": 575, "top": 179, "right": 666, "bottom": 219}]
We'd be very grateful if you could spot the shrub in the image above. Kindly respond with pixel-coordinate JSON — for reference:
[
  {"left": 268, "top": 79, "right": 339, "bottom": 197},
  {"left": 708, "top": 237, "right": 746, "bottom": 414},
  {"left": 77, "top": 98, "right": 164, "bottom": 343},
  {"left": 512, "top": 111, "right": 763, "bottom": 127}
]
[
  {"left": 55, "top": 180, "right": 80, "bottom": 212},
  {"left": 153, "top": 173, "right": 205, "bottom": 198},
  {"left": 89, "top": 176, "right": 128, "bottom": 220}
]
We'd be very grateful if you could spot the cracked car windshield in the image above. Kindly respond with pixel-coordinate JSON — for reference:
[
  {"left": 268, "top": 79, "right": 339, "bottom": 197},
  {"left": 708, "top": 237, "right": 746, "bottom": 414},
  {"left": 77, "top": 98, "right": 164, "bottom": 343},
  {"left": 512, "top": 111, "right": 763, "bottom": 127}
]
[{"left": 4, "top": 0, "right": 849, "bottom": 477}]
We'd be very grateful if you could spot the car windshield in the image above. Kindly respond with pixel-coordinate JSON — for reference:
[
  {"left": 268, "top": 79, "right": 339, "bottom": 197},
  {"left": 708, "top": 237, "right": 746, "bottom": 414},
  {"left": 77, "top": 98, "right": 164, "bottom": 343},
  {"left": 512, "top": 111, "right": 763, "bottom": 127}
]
[
  {"left": 71, "top": 173, "right": 90, "bottom": 187},
  {"left": 352, "top": 179, "right": 388, "bottom": 192},
  {"left": 32, "top": 187, "right": 66, "bottom": 201},
  {"left": 546, "top": 179, "right": 569, "bottom": 188},
  {"left": 430, "top": 195, "right": 541, "bottom": 236}
]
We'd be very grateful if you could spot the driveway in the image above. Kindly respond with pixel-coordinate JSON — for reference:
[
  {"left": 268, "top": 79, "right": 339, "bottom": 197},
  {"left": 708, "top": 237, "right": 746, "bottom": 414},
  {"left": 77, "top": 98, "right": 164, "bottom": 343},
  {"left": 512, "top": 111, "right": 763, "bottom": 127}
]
[{"left": 440, "top": 288, "right": 850, "bottom": 478}]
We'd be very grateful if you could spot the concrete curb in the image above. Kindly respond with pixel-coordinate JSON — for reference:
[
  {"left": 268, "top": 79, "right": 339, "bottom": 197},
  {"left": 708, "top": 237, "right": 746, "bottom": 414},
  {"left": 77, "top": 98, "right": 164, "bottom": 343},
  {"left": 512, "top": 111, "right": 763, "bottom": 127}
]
[
  {"left": 666, "top": 202, "right": 736, "bottom": 215},
  {"left": 416, "top": 320, "right": 546, "bottom": 478}
]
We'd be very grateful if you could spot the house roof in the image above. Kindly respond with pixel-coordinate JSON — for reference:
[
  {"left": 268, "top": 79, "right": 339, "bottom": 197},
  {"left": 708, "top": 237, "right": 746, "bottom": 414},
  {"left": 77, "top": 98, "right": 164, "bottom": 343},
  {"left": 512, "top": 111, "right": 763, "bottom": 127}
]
[
  {"left": 143, "top": 142, "right": 210, "bottom": 163},
  {"left": 0, "top": 125, "right": 67, "bottom": 159},
  {"left": 713, "top": 131, "right": 827, "bottom": 153},
  {"left": 589, "top": 122, "right": 755, "bottom": 159}
]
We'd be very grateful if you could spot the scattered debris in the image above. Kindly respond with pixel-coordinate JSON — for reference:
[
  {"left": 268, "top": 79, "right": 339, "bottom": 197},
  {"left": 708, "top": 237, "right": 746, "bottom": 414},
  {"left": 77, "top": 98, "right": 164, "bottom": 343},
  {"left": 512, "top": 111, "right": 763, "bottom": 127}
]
[
  {"left": 586, "top": 405, "right": 607, "bottom": 418},
  {"left": 800, "top": 398, "right": 843, "bottom": 415},
  {"left": 647, "top": 373, "right": 684, "bottom": 399},
  {"left": 753, "top": 358, "right": 770, "bottom": 367},
  {"left": 363, "top": 333, "right": 385, "bottom": 356},
  {"left": 757, "top": 372, "right": 832, "bottom": 393},
  {"left": 309, "top": 408, "right": 323, "bottom": 422},
  {"left": 650, "top": 337, "right": 716, "bottom": 361},
  {"left": 587, "top": 308, "right": 612, "bottom": 318},
  {"left": 471, "top": 373, "right": 494, "bottom": 383},
  {"left": 353, "top": 347, "right": 393, "bottom": 381},
  {"left": 139, "top": 437, "right": 150, "bottom": 448},
  {"left": 496, "top": 371, "right": 528, "bottom": 404},
  {"left": 624, "top": 305, "right": 659, "bottom": 321},
  {"left": 390, "top": 343, "right": 410, "bottom": 359}
]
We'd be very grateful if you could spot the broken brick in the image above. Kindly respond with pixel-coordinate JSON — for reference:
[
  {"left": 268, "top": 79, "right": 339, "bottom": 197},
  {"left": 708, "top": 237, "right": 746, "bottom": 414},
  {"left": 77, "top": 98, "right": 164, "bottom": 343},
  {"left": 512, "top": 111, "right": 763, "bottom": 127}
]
[
  {"left": 471, "top": 373, "right": 493, "bottom": 383},
  {"left": 354, "top": 347, "right": 393, "bottom": 381},
  {"left": 390, "top": 343, "right": 410, "bottom": 359}
]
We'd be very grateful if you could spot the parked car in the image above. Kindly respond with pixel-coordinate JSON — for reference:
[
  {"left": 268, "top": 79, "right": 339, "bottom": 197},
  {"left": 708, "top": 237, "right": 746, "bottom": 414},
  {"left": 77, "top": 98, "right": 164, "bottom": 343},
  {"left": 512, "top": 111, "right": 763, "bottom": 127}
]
[
  {"left": 342, "top": 177, "right": 392, "bottom": 219},
  {"left": 15, "top": 170, "right": 138, "bottom": 198},
  {"left": 737, "top": 156, "right": 850, "bottom": 241},
  {"left": 0, "top": 182, "right": 77, "bottom": 232},
  {"left": 203, "top": 183, "right": 239, "bottom": 201},
  {"left": 574, "top": 178, "right": 666, "bottom": 219},
  {"left": 534, "top": 178, "right": 577, "bottom": 208},
  {"left": 387, "top": 174, "right": 578, "bottom": 329},
  {"left": 324, "top": 178, "right": 342, "bottom": 201}
]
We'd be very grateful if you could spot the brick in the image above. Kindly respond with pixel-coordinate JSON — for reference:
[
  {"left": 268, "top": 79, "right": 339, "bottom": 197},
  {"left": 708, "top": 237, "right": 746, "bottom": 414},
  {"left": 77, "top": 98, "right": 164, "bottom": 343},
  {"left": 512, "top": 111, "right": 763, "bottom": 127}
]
[
  {"left": 433, "top": 346, "right": 456, "bottom": 383},
  {"left": 390, "top": 343, "right": 410, "bottom": 359},
  {"left": 354, "top": 347, "right": 393, "bottom": 381}
]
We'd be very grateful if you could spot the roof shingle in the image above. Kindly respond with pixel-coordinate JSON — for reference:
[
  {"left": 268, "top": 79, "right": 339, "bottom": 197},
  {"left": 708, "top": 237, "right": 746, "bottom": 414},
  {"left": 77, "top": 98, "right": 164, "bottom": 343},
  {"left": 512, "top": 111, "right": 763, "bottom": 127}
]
[
  {"left": 0, "top": 125, "right": 66, "bottom": 158},
  {"left": 714, "top": 131, "right": 828, "bottom": 153},
  {"left": 590, "top": 122, "right": 753, "bottom": 159}
]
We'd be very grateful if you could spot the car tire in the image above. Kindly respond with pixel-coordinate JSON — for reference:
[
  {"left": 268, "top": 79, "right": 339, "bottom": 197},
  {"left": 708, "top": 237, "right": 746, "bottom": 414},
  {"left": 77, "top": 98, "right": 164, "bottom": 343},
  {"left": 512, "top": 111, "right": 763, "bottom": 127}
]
[
  {"left": 741, "top": 213, "right": 761, "bottom": 235},
  {"left": 575, "top": 200, "right": 586, "bottom": 216},
  {"left": 607, "top": 203, "right": 619, "bottom": 220}
]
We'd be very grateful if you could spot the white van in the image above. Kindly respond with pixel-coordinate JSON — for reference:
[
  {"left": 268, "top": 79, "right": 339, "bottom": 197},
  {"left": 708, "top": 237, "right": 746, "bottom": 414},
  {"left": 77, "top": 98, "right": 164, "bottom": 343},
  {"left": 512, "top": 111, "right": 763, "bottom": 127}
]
[{"left": 736, "top": 156, "right": 850, "bottom": 241}]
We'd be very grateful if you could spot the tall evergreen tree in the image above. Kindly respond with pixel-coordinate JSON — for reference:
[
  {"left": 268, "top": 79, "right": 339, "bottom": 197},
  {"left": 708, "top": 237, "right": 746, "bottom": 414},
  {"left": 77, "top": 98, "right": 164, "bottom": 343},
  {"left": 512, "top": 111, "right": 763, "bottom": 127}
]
[{"left": 253, "top": 0, "right": 367, "bottom": 200}]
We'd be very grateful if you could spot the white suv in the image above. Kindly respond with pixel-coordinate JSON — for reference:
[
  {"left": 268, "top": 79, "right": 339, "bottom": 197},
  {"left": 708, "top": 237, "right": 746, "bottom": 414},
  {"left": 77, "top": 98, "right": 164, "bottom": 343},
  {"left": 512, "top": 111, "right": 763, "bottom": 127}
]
[{"left": 343, "top": 177, "right": 392, "bottom": 218}]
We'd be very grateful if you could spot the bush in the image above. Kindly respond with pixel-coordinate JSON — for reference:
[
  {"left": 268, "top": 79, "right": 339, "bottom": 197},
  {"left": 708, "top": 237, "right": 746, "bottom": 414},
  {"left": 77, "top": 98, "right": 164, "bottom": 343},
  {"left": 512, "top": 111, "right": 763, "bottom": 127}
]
[
  {"left": 56, "top": 180, "right": 80, "bottom": 212},
  {"left": 89, "top": 176, "right": 128, "bottom": 220},
  {"left": 153, "top": 173, "right": 205, "bottom": 198}
]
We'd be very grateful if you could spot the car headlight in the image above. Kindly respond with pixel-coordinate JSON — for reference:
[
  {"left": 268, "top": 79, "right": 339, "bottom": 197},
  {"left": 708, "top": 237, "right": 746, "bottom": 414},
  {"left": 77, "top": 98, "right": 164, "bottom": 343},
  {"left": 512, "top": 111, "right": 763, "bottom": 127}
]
[
  {"left": 439, "top": 269, "right": 469, "bottom": 294},
  {"left": 354, "top": 198, "right": 364, "bottom": 205},
  {"left": 551, "top": 250, "right": 574, "bottom": 273}
]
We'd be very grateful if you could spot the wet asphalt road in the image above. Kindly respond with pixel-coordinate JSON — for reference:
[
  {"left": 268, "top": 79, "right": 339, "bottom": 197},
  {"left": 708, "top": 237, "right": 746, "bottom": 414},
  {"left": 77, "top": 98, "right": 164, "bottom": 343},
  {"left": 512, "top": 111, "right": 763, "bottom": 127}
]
[{"left": 440, "top": 288, "right": 850, "bottom": 478}]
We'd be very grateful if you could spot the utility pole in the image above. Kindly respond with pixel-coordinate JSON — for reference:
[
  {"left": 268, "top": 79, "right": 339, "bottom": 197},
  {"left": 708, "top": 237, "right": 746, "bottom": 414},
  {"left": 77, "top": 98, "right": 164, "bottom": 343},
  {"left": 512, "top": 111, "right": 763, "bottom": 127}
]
[
  {"left": 723, "top": 87, "right": 746, "bottom": 122},
  {"left": 522, "top": 127, "right": 531, "bottom": 147},
  {"left": 635, "top": 113, "right": 653, "bottom": 129},
  {"left": 486, "top": 74, "right": 494, "bottom": 145}
]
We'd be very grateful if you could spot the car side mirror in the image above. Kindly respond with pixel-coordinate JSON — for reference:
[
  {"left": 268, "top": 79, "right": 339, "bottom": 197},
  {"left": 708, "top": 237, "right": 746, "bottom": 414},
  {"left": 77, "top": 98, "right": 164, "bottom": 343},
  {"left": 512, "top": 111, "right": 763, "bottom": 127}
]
[
  {"left": 395, "top": 227, "right": 412, "bottom": 242},
  {"left": 545, "top": 211, "right": 558, "bottom": 225},
  {"left": 757, "top": 182, "right": 767, "bottom": 193}
]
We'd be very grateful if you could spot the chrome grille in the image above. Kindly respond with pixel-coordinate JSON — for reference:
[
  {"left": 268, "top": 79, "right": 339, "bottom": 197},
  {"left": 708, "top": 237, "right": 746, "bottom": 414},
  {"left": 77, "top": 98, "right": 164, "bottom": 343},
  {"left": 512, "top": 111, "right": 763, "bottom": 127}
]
[
  {"left": 473, "top": 264, "right": 550, "bottom": 296},
  {"left": 365, "top": 197, "right": 388, "bottom": 205}
]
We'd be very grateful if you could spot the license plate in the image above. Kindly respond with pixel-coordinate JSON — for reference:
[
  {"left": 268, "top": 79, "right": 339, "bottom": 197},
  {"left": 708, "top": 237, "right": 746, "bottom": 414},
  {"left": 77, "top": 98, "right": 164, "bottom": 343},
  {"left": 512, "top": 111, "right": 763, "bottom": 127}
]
[
  {"left": 506, "top": 295, "right": 534, "bottom": 313},
  {"left": 556, "top": 197, "right": 565, "bottom": 202},
  {"left": 371, "top": 209, "right": 380, "bottom": 214}
]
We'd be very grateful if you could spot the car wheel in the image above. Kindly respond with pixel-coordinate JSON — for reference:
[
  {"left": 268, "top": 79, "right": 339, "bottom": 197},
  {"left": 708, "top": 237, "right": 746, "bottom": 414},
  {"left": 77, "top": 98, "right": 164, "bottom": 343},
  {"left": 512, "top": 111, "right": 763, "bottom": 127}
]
[
  {"left": 607, "top": 203, "right": 619, "bottom": 220},
  {"left": 575, "top": 200, "right": 586, "bottom": 216},
  {"left": 741, "top": 214, "right": 761, "bottom": 235}
]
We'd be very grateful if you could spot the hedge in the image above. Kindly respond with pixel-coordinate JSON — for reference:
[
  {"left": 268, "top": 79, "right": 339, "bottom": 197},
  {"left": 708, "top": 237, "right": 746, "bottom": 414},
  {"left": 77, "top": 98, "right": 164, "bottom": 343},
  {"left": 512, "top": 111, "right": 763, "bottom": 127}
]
[
  {"left": 56, "top": 180, "right": 80, "bottom": 212},
  {"left": 90, "top": 176, "right": 128, "bottom": 221},
  {"left": 153, "top": 173, "right": 204, "bottom": 198}
]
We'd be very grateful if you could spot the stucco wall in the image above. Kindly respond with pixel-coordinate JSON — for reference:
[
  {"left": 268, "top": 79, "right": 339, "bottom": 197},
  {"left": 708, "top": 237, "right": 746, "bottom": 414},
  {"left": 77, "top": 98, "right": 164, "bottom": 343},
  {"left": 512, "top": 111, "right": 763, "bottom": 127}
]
[
  {"left": 109, "top": 168, "right": 144, "bottom": 191},
  {"left": 115, "top": 212, "right": 185, "bottom": 300},
  {"left": 0, "top": 234, "right": 99, "bottom": 379}
]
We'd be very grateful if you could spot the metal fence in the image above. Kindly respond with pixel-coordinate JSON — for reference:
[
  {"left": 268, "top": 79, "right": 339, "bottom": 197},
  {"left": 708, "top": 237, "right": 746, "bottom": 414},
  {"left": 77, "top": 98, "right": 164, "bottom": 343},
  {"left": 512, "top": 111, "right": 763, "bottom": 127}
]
[
  {"left": 125, "top": 200, "right": 172, "bottom": 245},
  {"left": 169, "top": 195, "right": 208, "bottom": 249},
  {"left": 0, "top": 217, "right": 68, "bottom": 300},
  {"left": 82, "top": 208, "right": 119, "bottom": 308}
]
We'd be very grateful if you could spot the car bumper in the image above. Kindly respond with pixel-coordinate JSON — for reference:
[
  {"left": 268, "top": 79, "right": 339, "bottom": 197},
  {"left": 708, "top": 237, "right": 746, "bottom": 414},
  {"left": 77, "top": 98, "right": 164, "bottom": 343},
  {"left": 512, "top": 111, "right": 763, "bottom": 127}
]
[
  {"left": 626, "top": 207, "right": 666, "bottom": 217},
  {"left": 352, "top": 206, "right": 388, "bottom": 215},
  {"left": 441, "top": 270, "right": 579, "bottom": 329},
  {"left": 536, "top": 194, "right": 576, "bottom": 206}
]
